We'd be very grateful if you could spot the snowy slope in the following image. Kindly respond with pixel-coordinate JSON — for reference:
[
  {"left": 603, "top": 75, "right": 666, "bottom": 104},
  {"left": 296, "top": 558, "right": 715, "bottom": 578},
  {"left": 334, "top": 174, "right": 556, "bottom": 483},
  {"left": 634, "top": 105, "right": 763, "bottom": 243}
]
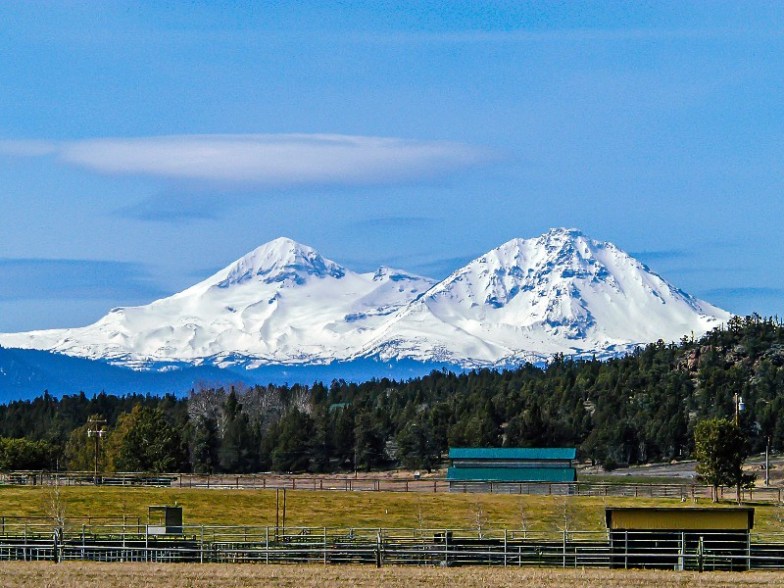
[
  {"left": 0, "top": 238, "right": 435, "bottom": 368},
  {"left": 0, "top": 230, "right": 730, "bottom": 369},
  {"left": 356, "top": 228, "right": 729, "bottom": 365}
]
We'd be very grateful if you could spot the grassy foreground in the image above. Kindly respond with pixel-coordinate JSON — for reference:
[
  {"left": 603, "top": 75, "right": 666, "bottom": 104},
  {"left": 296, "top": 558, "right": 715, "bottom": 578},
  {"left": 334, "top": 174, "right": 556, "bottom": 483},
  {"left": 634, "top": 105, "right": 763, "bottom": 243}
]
[
  {"left": 1, "top": 485, "right": 783, "bottom": 533},
  {"left": 1, "top": 562, "right": 783, "bottom": 588}
]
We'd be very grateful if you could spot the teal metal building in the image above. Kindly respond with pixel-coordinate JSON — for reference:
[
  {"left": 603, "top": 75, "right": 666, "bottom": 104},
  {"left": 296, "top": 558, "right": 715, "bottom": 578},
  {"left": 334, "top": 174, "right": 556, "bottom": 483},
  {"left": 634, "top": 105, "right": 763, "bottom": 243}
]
[{"left": 447, "top": 447, "right": 577, "bottom": 492}]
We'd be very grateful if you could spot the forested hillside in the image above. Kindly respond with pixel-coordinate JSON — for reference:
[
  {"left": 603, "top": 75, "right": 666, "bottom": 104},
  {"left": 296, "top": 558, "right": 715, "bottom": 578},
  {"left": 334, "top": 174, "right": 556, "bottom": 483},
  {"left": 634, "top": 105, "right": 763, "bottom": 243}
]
[{"left": 2, "top": 315, "right": 783, "bottom": 474}]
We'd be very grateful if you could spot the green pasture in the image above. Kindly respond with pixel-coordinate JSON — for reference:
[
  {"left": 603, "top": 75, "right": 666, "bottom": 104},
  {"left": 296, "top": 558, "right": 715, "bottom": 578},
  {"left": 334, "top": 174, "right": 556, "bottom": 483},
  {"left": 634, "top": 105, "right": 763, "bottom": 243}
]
[{"left": 2, "top": 485, "right": 783, "bottom": 534}]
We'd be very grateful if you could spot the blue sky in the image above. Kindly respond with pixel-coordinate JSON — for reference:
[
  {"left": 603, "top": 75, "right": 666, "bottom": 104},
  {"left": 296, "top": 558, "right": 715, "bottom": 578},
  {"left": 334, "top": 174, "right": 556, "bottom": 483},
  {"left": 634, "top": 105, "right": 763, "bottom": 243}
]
[{"left": 1, "top": 2, "right": 783, "bottom": 331}]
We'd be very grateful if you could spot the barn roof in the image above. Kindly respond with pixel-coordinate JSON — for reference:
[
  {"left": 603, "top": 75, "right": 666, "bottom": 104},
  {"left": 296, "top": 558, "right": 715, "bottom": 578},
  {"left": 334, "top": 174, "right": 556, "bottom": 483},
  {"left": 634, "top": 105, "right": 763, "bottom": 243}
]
[{"left": 448, "top": 447, "right": 576, "bottom": 461}]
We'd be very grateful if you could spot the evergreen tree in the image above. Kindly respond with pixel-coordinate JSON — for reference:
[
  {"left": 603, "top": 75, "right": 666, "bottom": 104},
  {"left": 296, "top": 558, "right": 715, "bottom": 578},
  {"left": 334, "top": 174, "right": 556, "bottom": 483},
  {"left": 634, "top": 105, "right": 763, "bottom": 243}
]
[
  {"left": 219, "top": 391, "right": 258, "bottom": 473},
  {"left": 107, "top": 405, "right": 184, "bottom": 473},
  {"left": 396, "top": 415, "right": 438, "bottom": 472},
  {"left": 271, "top": 409, "right": 315, "bottom": 472},
  {"left": 694, "top": 418, "right": 755, "bottom": 502},
  {"left": 190, "top": 415, "right": 220, "bottom": 474},
  {"left": 354, "top": 411, "right": 385, "bottom": 472}
]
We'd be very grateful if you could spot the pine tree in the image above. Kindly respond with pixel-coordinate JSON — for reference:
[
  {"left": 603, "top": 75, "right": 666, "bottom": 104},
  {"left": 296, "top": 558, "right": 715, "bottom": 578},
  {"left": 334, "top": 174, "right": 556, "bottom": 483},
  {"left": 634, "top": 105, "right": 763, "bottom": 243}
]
[{"left": 694, "top": 418, "right": 755, "bottom": 502}]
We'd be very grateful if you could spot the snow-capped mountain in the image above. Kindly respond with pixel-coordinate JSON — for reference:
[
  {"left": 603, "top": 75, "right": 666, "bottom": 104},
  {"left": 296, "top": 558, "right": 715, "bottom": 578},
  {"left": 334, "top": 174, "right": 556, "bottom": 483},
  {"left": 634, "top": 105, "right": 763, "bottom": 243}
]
[
  {"left": 357, "top": 228, "right": 729, "bottom": 365},
  {"left": 0, "top": 230, "right": 730, "bottom": 371},
  {"left": 0, "top": 238, "right": 435, "bottom": 368}
]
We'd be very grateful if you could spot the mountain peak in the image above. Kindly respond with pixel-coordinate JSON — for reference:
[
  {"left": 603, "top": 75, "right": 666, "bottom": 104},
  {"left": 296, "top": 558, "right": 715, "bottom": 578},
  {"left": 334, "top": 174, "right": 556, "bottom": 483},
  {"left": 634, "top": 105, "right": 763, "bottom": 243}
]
[
  {"left": 216, "top": 237, "right": 346, "bottom": 288},
  {"left": 544, "top": 227, "right": 584, "bottom": 239},
  {"left": 490, "top": 229, "right": 589, "bottom": 256}
]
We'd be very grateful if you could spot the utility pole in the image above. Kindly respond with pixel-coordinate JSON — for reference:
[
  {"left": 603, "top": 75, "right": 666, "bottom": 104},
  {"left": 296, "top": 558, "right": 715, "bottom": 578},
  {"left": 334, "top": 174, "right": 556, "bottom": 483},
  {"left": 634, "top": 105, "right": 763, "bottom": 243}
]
[
  {"left": 87, "top": 417, "right": 107, "bottom": 485},
  {"left": 733, "top": 393, "right": 745, "bottom": 427},
  {"left": 766, "top": 436, "right": 771, "bottom": 487},
  {"left": 732, "top": 394, "right": 746, "bottom": 503}
]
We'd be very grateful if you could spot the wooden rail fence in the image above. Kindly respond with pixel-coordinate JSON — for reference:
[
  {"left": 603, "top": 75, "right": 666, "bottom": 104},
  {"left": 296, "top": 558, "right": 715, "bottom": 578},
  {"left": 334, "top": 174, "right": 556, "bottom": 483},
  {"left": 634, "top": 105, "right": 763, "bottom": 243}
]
[{"left": 2, "top": 471, "right": 782, "bottom": 503}]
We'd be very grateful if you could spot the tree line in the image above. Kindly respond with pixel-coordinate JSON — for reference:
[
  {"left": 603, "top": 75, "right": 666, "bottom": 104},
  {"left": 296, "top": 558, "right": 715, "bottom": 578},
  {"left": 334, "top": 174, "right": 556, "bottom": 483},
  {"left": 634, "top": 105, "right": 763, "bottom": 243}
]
[{"left": 0, "top": 314, "right": 783, "bottom": 475}]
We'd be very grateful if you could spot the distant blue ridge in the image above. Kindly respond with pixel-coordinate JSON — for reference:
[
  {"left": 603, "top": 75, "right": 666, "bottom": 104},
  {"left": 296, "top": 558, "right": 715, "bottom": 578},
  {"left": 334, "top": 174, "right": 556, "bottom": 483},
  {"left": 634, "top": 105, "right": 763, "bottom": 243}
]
[{"left": 0, "top": 347, "right": 471, "bottom": 401}]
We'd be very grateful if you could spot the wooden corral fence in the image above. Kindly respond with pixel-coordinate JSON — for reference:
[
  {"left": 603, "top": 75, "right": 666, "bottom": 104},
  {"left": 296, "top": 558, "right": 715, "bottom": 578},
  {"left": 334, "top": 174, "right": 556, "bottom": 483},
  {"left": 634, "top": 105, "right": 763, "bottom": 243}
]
[
  {"left": 2, "top": 471, "right": 783, "bottom": 504},
  {"left": 1, "top": 522, "right": 784, "bottom": 571}
]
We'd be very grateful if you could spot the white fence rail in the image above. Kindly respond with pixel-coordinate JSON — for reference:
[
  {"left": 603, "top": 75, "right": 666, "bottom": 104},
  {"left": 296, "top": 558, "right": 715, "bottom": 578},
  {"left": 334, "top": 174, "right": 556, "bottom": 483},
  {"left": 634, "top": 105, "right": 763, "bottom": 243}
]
[{"left": 0, "top": 524, "right": 783, "bottom": 571}]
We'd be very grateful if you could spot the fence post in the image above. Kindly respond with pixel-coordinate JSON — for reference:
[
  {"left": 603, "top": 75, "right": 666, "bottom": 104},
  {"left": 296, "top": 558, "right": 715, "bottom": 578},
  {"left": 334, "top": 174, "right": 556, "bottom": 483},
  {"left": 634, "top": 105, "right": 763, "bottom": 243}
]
[
  {"left": 503, "top": 529, "right": 508, "bottom": 567},
  {"left": 323, "top": 527, "right": 327, "bottom": 565},
  {"left": 562, "top": 528, "right": 566, "bottom": 568},
  {"left": 265, "top": 526, "right": 269, "bottom": 565},
  {"left": 624, "top": 530, "right": 628, "bottom": 569},
  {"left": 200, "top": 525, "right": 204, "bottom": 564},
  {"left": 677, "top": 531, "right": 685, "bottom": 571}
]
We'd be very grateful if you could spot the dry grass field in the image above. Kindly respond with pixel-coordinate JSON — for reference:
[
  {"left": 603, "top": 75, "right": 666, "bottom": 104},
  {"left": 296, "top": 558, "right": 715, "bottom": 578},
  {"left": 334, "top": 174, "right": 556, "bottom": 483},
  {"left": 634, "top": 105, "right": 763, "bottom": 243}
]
[
  {"left": 2, "top": 485, "right": 781, "bottom": 533},
  {"left": 0, "top": 562, "right": 783, "bottom": 588}
]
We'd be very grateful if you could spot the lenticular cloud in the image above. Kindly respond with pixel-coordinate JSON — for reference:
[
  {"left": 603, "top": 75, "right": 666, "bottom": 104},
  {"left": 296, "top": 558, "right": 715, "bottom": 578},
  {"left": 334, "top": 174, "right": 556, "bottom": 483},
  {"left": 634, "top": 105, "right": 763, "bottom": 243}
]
[{"left": 0, "top": 134, "right": 489, "bottom": 187}]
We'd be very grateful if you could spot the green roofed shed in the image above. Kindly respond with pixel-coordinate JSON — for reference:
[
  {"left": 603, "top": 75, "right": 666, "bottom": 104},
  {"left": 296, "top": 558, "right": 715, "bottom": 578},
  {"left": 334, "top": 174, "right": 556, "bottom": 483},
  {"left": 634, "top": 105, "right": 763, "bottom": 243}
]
[{"left": 447, "top": 446, "right": 577, "bottom": 491}]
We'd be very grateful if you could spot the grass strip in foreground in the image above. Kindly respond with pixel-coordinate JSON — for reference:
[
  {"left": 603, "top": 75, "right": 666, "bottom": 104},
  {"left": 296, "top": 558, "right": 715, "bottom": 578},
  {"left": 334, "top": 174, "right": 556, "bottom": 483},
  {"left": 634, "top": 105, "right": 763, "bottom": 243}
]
[{"left": 0, "top": 562, "right": 781, "bottom": 588}]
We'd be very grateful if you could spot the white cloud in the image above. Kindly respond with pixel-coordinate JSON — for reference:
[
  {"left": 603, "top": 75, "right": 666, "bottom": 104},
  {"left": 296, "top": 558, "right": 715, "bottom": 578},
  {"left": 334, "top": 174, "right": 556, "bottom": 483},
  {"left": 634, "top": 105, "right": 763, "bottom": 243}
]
[{"left": 0, "top": 134, "right": 490, "bottom": 187}]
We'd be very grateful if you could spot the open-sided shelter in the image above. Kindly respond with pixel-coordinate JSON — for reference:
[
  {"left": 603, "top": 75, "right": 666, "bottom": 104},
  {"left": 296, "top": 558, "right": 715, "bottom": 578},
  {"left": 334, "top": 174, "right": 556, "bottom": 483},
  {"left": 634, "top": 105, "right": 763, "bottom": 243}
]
[{"left": 606, "top": 507, "right": 754, "bottom": 571}]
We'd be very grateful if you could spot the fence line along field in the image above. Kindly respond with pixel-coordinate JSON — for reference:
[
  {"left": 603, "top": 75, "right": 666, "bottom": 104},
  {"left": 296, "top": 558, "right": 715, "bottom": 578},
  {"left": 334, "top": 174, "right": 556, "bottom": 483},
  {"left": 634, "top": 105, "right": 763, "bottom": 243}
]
[
  {"left": 3, "top": 485, "right": 784, "bottom": 532},
  {"left": 1, "top": 562, "right": 783, "bottom": 588}
]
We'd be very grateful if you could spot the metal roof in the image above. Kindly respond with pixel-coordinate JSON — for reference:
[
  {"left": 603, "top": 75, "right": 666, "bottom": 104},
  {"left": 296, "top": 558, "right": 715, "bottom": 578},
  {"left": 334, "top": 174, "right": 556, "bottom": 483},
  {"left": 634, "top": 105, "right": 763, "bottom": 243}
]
[
  {"left": 605, "top": 507, "right": 754, "bottom": 531},
  {"left": 446, "top": 467, "right": 576, "bottom": 483},
  {"left": 448, "top": 447, "right": 576, "bottom": 461}
]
